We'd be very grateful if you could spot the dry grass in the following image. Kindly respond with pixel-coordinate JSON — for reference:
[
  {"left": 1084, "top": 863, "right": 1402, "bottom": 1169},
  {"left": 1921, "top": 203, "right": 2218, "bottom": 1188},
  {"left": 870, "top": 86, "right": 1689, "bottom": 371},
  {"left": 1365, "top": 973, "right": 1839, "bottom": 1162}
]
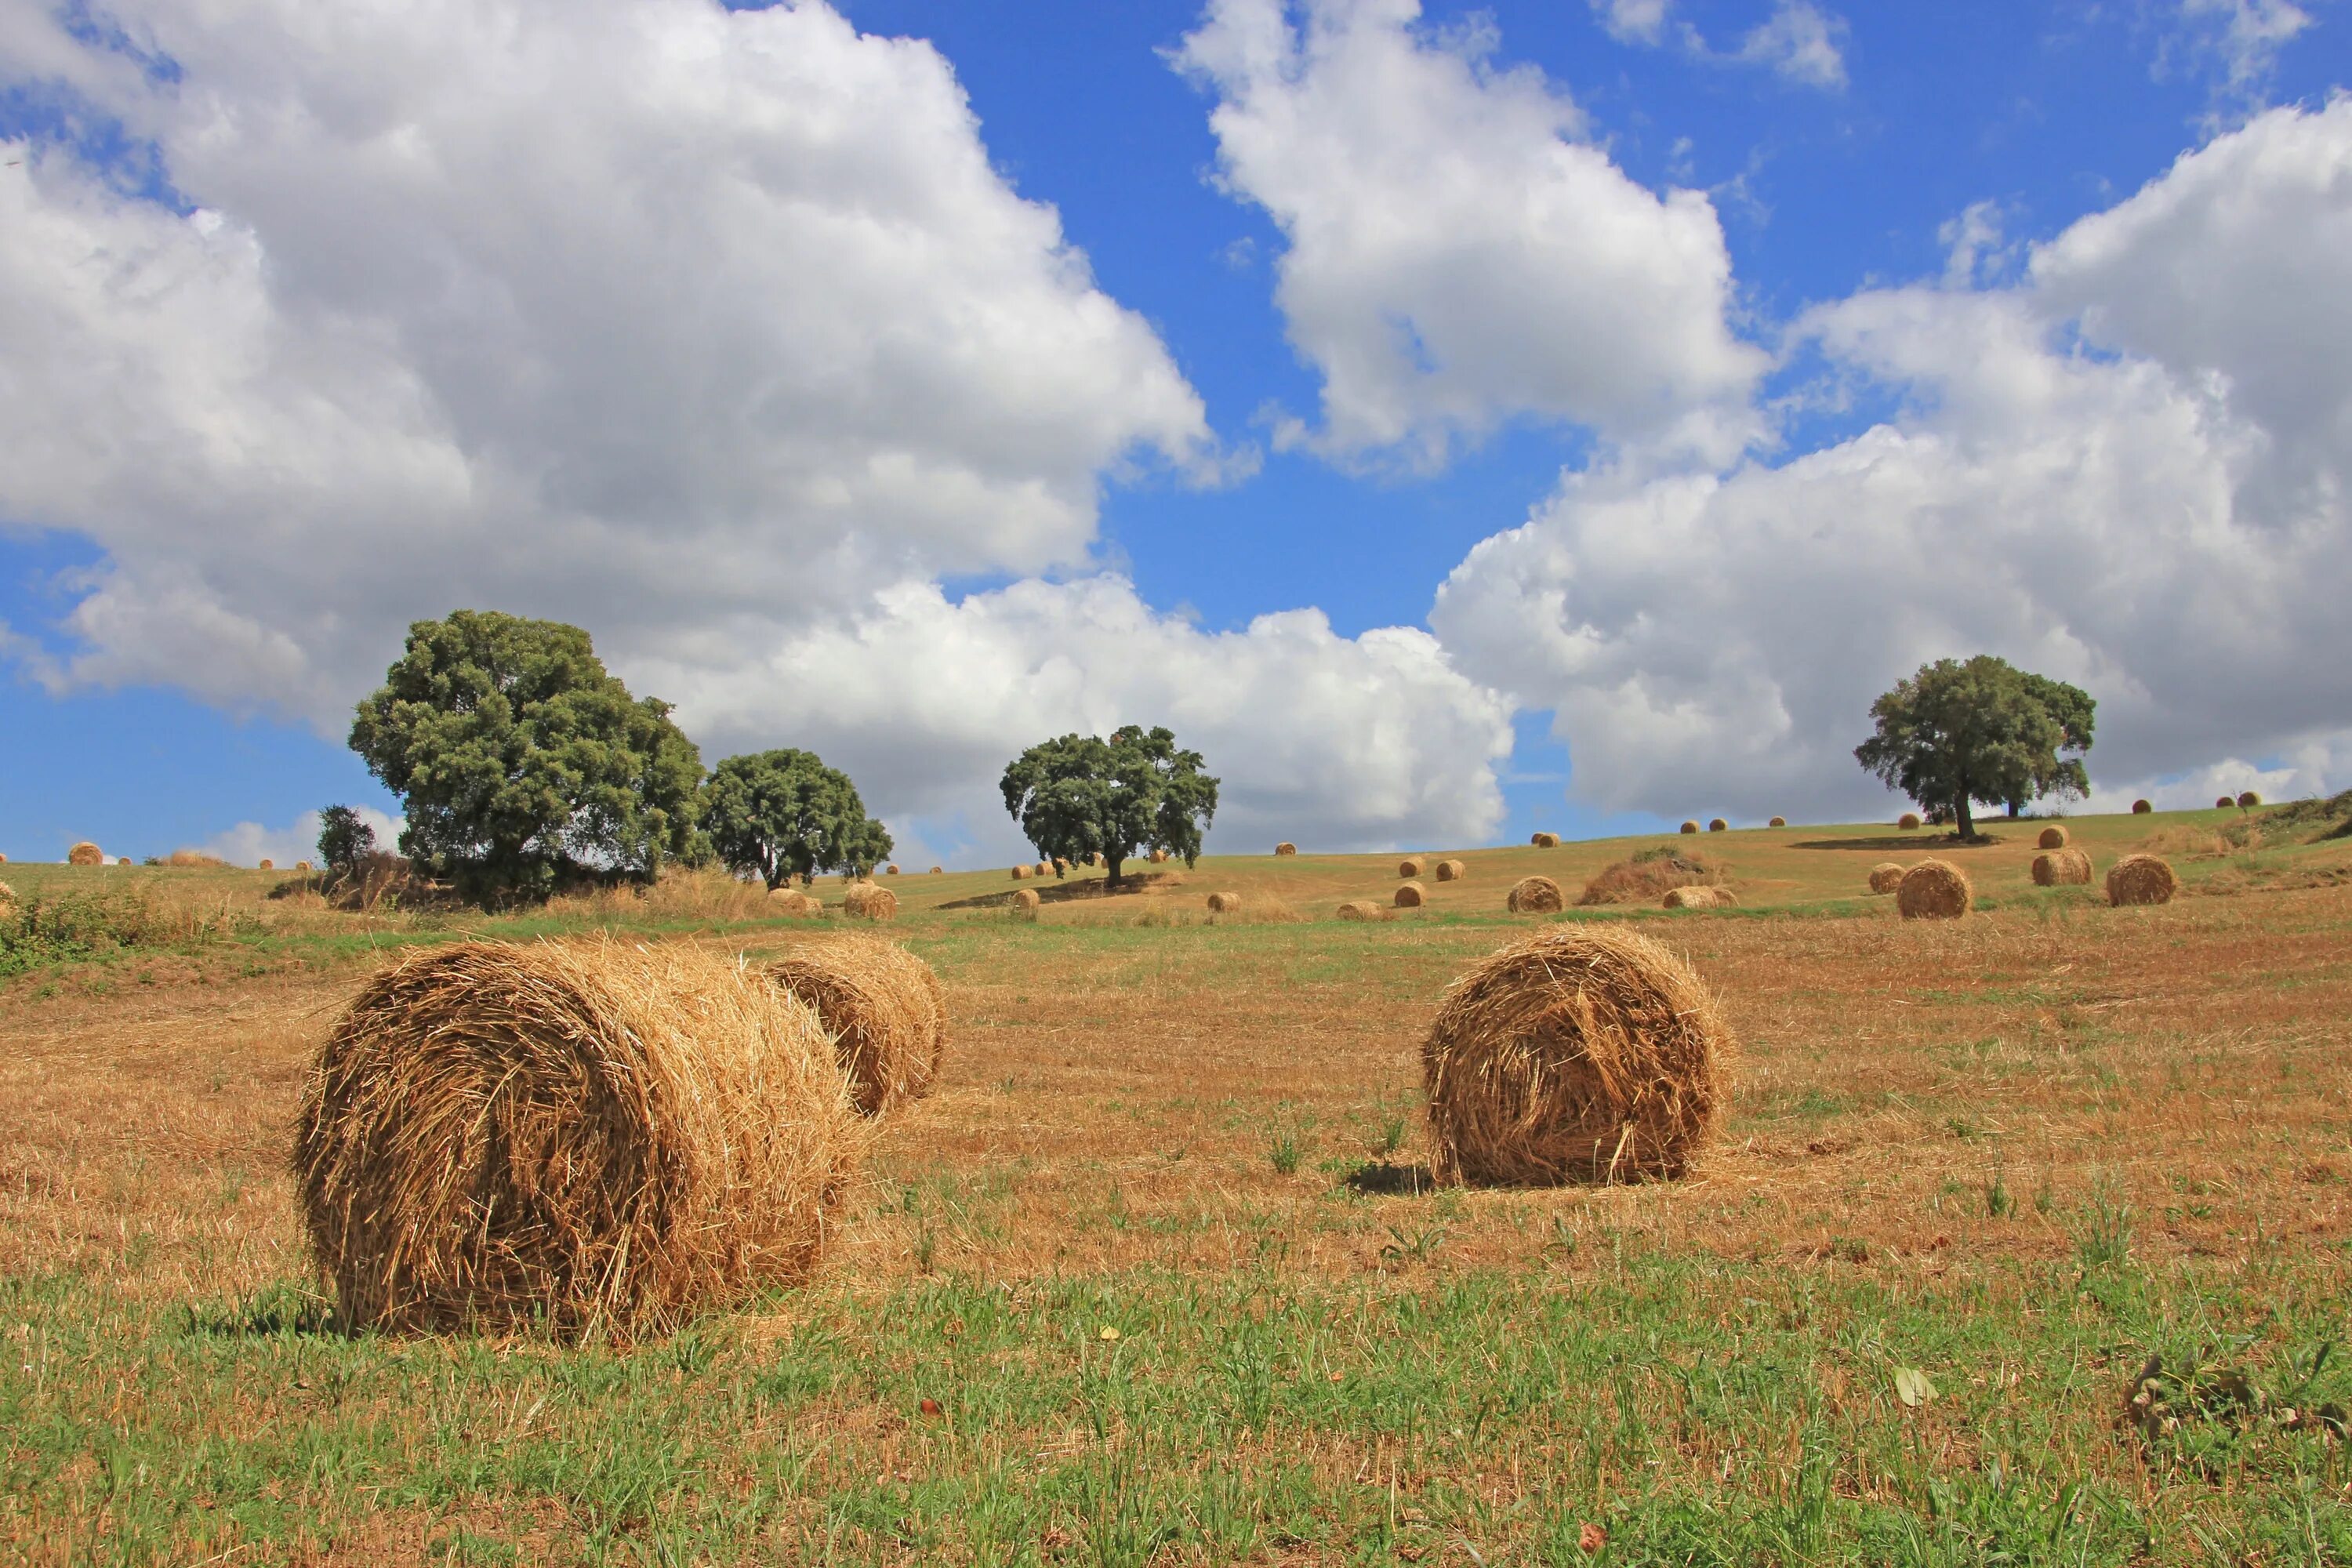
[
  {"left": 545, "top": 869, "right": 773, "bottom": 924},
  {"left": 2107, "top": 852, "right": 2180, "bottom": 906},
  {"left": 768, "top": 936, "right": 945, "bottom": 1117},
  {"left": 292, "top": 938, "right": 860, "bottom": 1339},
  {"left": 2138, "top": 825, "right": 2245, "bottom": 860},
  {"left": 166, "top": 849, "right": 230, "bottom": 869},
  {"left": 1421, "top": 924, "right": 1732, "bottom": 1185},
  {"left": 1577, "top": 848, "right": 1723, "bottom": 907},
  {"left": 1896, "top": 859, "right": 1973, "bottom": 920}
]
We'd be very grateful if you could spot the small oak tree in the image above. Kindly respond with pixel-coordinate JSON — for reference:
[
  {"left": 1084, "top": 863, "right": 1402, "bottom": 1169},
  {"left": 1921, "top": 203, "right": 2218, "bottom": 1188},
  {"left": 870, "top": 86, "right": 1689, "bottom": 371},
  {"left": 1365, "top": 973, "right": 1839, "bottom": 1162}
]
[
  {"left": 703, "top": 750, "right": 892, "bottom": 889},
  {"left": 1855, "top": 655, "right": 2094, "bottom": 840},
  {"left": 314, "top": 805, "right": 376, "bottom": 875},
  {"left": 1000, "top": 725, "right": 1219, "bottom": 888},
  {"left": 349, "top": 611, "right": 706, "bottom": 904}
]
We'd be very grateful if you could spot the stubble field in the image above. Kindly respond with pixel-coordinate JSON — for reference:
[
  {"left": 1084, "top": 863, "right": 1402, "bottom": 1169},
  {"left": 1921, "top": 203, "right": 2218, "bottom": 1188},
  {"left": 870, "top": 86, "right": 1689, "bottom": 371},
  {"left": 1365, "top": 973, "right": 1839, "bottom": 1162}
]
[{"left": 2, "top": 808, "right": 2348, "bottom": 1564}]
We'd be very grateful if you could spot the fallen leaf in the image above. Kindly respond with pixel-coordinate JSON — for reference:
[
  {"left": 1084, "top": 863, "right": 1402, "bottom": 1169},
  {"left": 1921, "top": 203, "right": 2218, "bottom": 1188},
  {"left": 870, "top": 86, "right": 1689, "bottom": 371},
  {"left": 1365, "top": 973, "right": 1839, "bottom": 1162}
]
[
  {"left": 1896, "top": 1367, "right": 1938, "bottom": 1407},
  {"left": 918, "top": 1397, "right": 942, "bottom": 1417},
  {"left": 1580, "top": 1521, "right": 1608, "bottom": 1552},
  {"left": 1098, "top": 1325, "right": 1121, "bottom": 1341}
]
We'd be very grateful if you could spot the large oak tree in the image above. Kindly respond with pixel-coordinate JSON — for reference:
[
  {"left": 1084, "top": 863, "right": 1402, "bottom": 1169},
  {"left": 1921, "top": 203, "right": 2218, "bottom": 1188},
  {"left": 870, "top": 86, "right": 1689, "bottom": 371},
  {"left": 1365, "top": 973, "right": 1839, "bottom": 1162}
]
[
  {"left": 1855, "top": 655, "right": 2095, "bottom": 840},
  {"left": 1000, "top": 725, "right": 1219, "bottom": 887}
]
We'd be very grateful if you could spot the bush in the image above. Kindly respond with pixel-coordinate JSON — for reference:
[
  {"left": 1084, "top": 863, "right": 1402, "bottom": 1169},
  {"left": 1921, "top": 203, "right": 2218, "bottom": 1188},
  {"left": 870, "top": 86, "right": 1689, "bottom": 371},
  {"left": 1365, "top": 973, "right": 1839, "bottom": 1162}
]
[
  {"left": 0, "top": 890, "right": 257, "bottom": 978},
  {"left": 1577, "top": 848, "right": 1725, "bottom": 906}
]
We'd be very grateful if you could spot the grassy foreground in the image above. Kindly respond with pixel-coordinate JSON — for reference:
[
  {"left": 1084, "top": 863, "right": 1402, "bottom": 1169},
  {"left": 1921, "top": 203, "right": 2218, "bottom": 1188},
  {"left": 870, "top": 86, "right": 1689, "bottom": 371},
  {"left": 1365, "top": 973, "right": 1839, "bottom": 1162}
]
[{"left": 2, "top": 808, "right": 2348, "bottom": 1563}]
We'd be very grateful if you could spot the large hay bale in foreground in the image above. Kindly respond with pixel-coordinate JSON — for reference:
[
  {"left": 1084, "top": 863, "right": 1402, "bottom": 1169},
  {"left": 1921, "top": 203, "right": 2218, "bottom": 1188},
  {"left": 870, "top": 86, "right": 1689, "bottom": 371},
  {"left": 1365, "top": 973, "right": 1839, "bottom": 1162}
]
[
  {"left": 1012, "top": 887, "right": 1040, "bottom": 910},
  {"left": 2107, "top": 853, "right": 2179, "bottom": 907},
  {"left": 1896, "top": 859, "right": 1972, "bottom": 920},
  {"left": 769, "top": 937, "right": 946, "bottom": 1117},
  {"left": 1336, "top": 899, "right": 1389, "bottom": 921},
  {"left": 1399, "top": 857, "right": 1425, "bottom": 877},
  {"left": 1207, "top": 891, "right": 1243, "bottom": 913},
  {"left": 1423, "top": 925, "right": 1732, "bottom": 1186},
  {"left": 2131, "top": 799, "right": 2153, "bottom": 815},
  {"left": 1867, "top": 862, "right": 1906, "bottom": 895},
  {"left": 1395, "top": 880, "right": 1427, "bottom": 909},
  {"left": 1769, "top": 816, "right": 1786, "bottom": 828},
  {"left": 1897, "top": 813, "right": 1922, "bottom": 831},
  {"left": 1679, "top": 821, "right": 1700, "bottom": 835},
  {"left": 1662, "top": 885, "right": 1733, "bottom": 909},
  {"left": 2237, "top": 790, "right": 2260, "bottom": 808},
  {"left": 1434, "top": 858, "right": 1466, "bottom": 882},
  {"left": 1531, "top": 832, "right": 1559, "bottom": 848},
  {"left": 1707, "top": 818, "right": 1728, "bottom": 833},
  {"left": 2031, "top": 848, "right": 2092, "bottom": 887},
  {"left": 1274, "top": 842, "right": 1297, "bottom": 856},
  {"left": 67, "top": 841, "right": 103, "bottom": 866},
  {"left": 2037, "top": 826, "right": 2069, "bottom": 850},
  {"left": 842, "top": 884, "right": 898, "bottom": 920},
  {"left": 1507, "top": 875, "right": 1565, "bottom": 914},
  {"left": 294, "top": 940, "right": 858, "bottom": 1338}
]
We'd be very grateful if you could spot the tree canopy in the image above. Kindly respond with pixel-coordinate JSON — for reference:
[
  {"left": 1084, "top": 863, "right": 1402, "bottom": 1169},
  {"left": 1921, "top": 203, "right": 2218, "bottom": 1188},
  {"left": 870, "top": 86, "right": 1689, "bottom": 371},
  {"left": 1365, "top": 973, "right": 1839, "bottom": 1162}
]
[
  {"left": 999, "top": 725, "right": 1219, "bottom": 887},
  {"left": 1854, "top": 655, "right": 2095, "bottom": 840},
  {"left": 702, "top": 750, "right": 893, "bottom": 889},
  {"left": 349, "top": 611, "right": 706, "bottom": 903},
  {"left": 314, "top": 805, "right": 376, "bottom": 874}
]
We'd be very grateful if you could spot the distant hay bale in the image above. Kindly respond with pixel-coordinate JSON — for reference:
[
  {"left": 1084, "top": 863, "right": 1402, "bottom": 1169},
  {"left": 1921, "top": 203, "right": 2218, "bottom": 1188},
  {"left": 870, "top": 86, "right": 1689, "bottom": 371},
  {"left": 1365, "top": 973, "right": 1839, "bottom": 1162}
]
[
  {"left": 842, "top": 884, "right": 898, "bottom": 921},
  {"left": 1207, "top": 891, "right": 1243, "bottom": 913},
  {"left": 2216, "top": 796, "right": 2237, "bottom": 810},
  {"left": 296, "top": 860, "right": 314, "bottom": 873},
  {"left": 1769, "top": 817, "right": 1786, "bottom": 828},
  {"left": 1897, "top": 813, "right": 1922, "bottom": 831},
  {"left": 929, "top": 866, "right": 943, "bottom": 874},
  {"left": 2237, "top": 790, "right": 2260, "bottom": 808},
  {"left": 0, "top": 852, "right": 8, "bottom": 864},
  {"left": 1435, "top": 858, "right": 1467, "bottom": 882},
  {"left": 2031, "top": 848, "right": 2092, "bottom": 887},
  {"left": 1422, "top": 924, "right": 1732, "bottom": 1186},
  {"left": 1507, "top": 875, "right": 1565, "bottom": 914},
  {"left": 1896, "top": 859, "right": 1972, "bottom": 920},
  {"left": 2107, "top": 853, "right": 2179, "bottom": 907},
  {"left": 1395, "top": 880, "right": 1427, "bottom": 908},
  {"left": 1399, "top": 857, "right": 1425, "bottom": 877},
  {"left": 259, "top": 858, "right": 275, "bottom": 871},
  {"left": 1053, "top": 858, "right": 1070, "bottom": 874},
  {"left": 1531, "top": 832, "right": 1560, "bottom": 848},
  {"left": 117, "top": 857, "right": 132, "bottom": 867},
  {"left": 1679, "top": 822, "right": 1699, "bottom": 835},
  {"left": 768, "top": 937, "right": 946, "bottom": 1117},
  {"left": 768, "top": 887, "right": 822, "bottom": 916},
  {"left": 1336, "top": 899, "right": 1390, "bottom": 921},
  {"left": 1011, "top": 865, "right": 1030, "bottom": 880},
  {"left": 1274, "top": 842, "right": 1297, "bottom": 856},
  {"left": 2131, "top": 799, "right": 2153, "bottom": 815},
  {"left": 1012, "top": 887, "right": 1040, "bottom": 910},
  {"left": 1663, "top": 885, "right": 1733, "bottom": 909},
  {"left": 1149, "top": 849, "right": 1170, "bottom": 864},
  {"left": 1867, "top": 862, "right": 1906, "bottom": 895},
  {"left": 884, "top": 865, "right": 899, "bottom": 877},
  {"left": 1707, "top": 818, "right": 1727, "bottom": 833},
  {"left": 1034, "top": 861, "right": 1052, "bottom": 877},
  {"left": 67, "top": 841, "right": 103, "bottom": 866},
  {"left": 293, "top": 939, "right": 858, "bottom": 1338},
  {"left": 2037, "top": 826, "right": 2069, "bottom": 850}
]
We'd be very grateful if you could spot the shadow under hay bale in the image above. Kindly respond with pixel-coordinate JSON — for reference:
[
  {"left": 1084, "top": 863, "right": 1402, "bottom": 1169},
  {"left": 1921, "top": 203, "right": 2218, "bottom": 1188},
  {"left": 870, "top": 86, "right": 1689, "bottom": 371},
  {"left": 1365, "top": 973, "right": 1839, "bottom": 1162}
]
[
  {"left": 1423, "top": 924, "right": 1732, "bottom": 1186},
  {"left": 2038, "top": 825, "right": 2070, "bottom": 849},
  {"left": 2107, "top": 853, "right": 2179, "bottom": 906},
  {"left": 769, "top": 936, "right": 946, "bottom": 1117},
  {"left": 1206, "top": 891, "right": 1243, "bottom": 912},
  {"left": 2032, "top": 848, "right": 2092, "bottom": 887},
  {"left": 1394, "top": 880, "right": 1427, "bottom": 908},
  {"left": 294, "top": 939, "right": 858, "bottom": 1340},
  {"left": 1507, "top": 875, "right": 1565, "bottom": 914},
  {"left": 1867, "top": 862, "right": 1906, "bottom": 895},
  {"left": 1896, "top": 859, "right": 1972, "bottom": 920},
  {"left": 1434, "top": 858, "right": 1466, "bottom": 882},
  {"left": 1345, "top": 1161, "right": 1437, "bottom": 1196}
]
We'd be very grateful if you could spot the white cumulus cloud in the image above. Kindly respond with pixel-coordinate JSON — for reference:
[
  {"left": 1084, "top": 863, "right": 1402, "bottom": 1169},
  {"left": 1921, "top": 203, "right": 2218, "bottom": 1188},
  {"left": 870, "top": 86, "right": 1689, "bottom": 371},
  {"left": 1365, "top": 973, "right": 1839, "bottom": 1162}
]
[
  {"left": 1735, "top": 0, "right": 1849, "bottom": 90},
  {"left": 196, "top": 805, "right": 404, "bottom": 870}
]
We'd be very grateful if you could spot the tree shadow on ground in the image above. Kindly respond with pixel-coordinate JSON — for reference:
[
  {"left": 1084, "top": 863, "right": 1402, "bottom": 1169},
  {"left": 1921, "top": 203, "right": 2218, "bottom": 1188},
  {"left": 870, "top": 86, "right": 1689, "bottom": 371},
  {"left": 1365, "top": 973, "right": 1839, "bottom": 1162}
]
[
  {"left": 1791, "top": 833, "right": 2005, "bottom": 851},
  {"left": 1345, "top": 1161, "right": 1439, "bottom": 1196},
  {"left": 938, "top": 870, "right": 1189, "bottom": 912}
]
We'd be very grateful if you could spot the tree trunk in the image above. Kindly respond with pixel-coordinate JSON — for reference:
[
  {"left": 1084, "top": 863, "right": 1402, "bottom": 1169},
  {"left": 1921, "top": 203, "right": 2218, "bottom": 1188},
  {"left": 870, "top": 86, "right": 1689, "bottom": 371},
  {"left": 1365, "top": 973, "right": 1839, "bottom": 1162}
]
[
  {"left": 1105, "top": 854, "right": 1123, "bottom": 889},
  {"left": 1954, "top": 796, "right": 1976, "bottom": 840},
  {"left": 2006, "top": 800, "right": 2020, "bottom": 818}
]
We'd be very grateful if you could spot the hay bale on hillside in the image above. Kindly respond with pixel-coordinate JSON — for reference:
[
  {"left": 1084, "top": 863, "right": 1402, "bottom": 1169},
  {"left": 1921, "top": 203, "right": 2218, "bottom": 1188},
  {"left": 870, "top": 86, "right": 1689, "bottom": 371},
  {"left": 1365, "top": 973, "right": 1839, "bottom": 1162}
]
[
  {"left": 0, "top": 852, "right": 8, "bottom": 864},
  {"left": 1053, "top": 858, "right": 1069, "bottom": 875},
  {"left": 1398, "top": 857, "right": 1425, "bottom": 877},
  {"left": 1867, "top": 862, "right": 1906, "bottom": 894},
  {"left": 1395, "top": 880, "right": 1427, "bottom": 908},
  {"left": 1012, "top": 887, "right": 1040, "bottom": 910},
  {"left": 1034, "top": 861, "right": 1052, "bottom": 877},
  {"left": 1769, "top": 817, "right": 1786, "bottom": 828},
  {"left": 2216, "top": 796, "right": 2236, "bottom": 810},
  {"left": 2238, "top": 790, "right": 2260, "bottom": 808},
  {"left": 1897, "top": 813, "right": 1922, "bottom": 831},
  {"left": 1275, "top": 842, "right": 1297, "bottom": 856},
  {"left": 1207, "top": 891, "right": 1243, "bottom": 913},
  {"left": 885, "top": 865, "right": 899, "bottom": 877},
  {"left": 1507, "top": 875, "right": 1565, "bottom": 914},
  {"left": 296, "top": 860, "right": 314, "bottom": 873},
  {"left": 1336, "top": 899, "right": 1390, "bottom": 921},
  {"left": 768, "top": 887, "right": 822, "bottom": 915},
  {"left": 67, "top": 841, "right": 103, "bottom": 866},
  {"left": 1531, "top": 832, "right": 1560, "bottom": 848},
  {"left": 259, "top": 858, "right": 275, "bottom": 871},
  {"left": 118, "top": 857, "right": 132, "bottom": 866},
  {"left": 1149, "top": 849, "right": 1170, "bottom": 864},
  {"left": 1435, "top": 858, "right": 1466, "bottom": 882},
  {"left": 2131, "top": 799, "right": 2153, "bottom": 815},
  {"left": 293, "top": 939, "right": 858, "bottom": 1338},
  {"left": 1011, "top": 865, "right": 1030, "bottom": 880},
  {"left": 1896, "top": 859, "right": 1972, "bottom": 920},
  {"left": 2107, "top": 853, "right": 2179, "bottom": 907},
  {"left": 769, "top": 937, "right": 946, "bottom": 1117},
  {"left": 2031, "top": 848, "right": 2092, "bottom": 887},
  {"left": 2037, "top": 826, "right": 2069, "bottom": 850},
  {"left": 1679, "top": 822, "right": 1700, "bottom": 835},
  {"left": 1707, "top": 818, "right": 1728, "bottom": 833},
  {"left": 1423, "top": 925, "right": 1731, "bottom": 1186},
  {"left": 842, "top": 884, "right": 898, "bottom": 921},
  {"left": 1663, "top": 885, "right": 1733, "bottom": 909},
  {"left": 929, "top": 866, "right": 943, "bottom": 874}
]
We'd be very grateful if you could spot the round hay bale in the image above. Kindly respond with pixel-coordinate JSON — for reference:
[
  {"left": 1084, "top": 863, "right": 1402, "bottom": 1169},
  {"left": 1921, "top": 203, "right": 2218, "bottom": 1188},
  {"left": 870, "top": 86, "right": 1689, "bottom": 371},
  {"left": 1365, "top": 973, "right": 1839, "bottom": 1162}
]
[
  {"left": 1422, "top": 924, "right": 1732, "bottom": 1186},
  {"left": 929, "top": 866, "right": 943, "bottom": 874},
  {"left": 1033, "top": 861, "right": 1052, "bottom": 877},
  {"left": 2131, "top": 799, "right": 2153, "bottom": 815},
  {"left": 67, "top": 841, "right": 103, "bottom": 866},
  {"left": 769, "top": 936, "right": 946, "bottom": 1117},
  {"left": 768, "top": 887, "right": 822, "bottom": 915},
  {"left": 1149, "top": 849, "right": 1170, "bottom": 864},
  {"left": 2107, "top": 853, "right": 2179, "bottom": 907},
  {"left": 1662, "top": 885, "right": 1732, "bottom": 909},
  {"left": 1707, "top": 818, "right": 1727, "bottom": 833},
  {"left": 1011, "top": 865, "right": 1030, "bottom": 880},
  {"left": 296, "top": 859, "right": 315, "bottom": 873},
  {"left": 1679, "top": 822, "right": 1699, "bottom": 835},
  {"left": 1434, "top": 858, "right": 1466, "bottom": 882},
  {"left": 1769, "top": 817, "right": 1786, "bottom": 828},
  {"left": 1206, "top": 891, "right": 1243, "bottom": 913},
  {"left": 1053, "top": 858, "right": 1070, "bottom": 874},
  {"left": 885, "top": 865, "right": 899, "bottom": 877},
  {"left": 2216, "top": 796, "right": 2236, "bottom": 810},
  {"left": 294, "top": 939, "right": 858, "bottom": 1338},
  {"left": 1507, "top": 875, "right": 1565, "bottom": 914},
  {"left": 259, "top": 858, "right": 275, "bottom": 871},
  {"left": 1897, "top": 813, "right": 1922, "bottom": 831},
  {"left": 1530, "top": 832, "right": 1560, "bottom": 848},
  {"left": 2037, "top": 825, "right": 2069, "bottom": 850},
  {"left": 2031, "top": 848, "right": 2092, "bottom": 887},
  {"left": 842, "top": 884, "right": 898, "bottom": 921},
  {"left": 118, "top": 857, "right": 132, "bottom": 866},
  {"left": 1336, "top": 899, "right": 1389, "bottom": 921},
  {"left": 1895, "top": 859, "right": 1972, "bottom": 920},
  {"left": 1394, "top": 880, "right": 1427, "bottom": 909},
  {"left": 0, "top": 852, "right": 8, "bottom": 863},
  {"left": 1012, "top": 887, "right": 1040, "bottom": 910},
  {"left": 2237, "top": 790, "right": 2260, "bottom": 808},
  {"left": 1274, "top": 842, "right": 1297, "bottom": 856},
  {"left": 1398, "top": 857, "right": 1426, "bottom": 878},
  {"left": 1867, "top": 862, "right": 1905, "bottom": 895}
]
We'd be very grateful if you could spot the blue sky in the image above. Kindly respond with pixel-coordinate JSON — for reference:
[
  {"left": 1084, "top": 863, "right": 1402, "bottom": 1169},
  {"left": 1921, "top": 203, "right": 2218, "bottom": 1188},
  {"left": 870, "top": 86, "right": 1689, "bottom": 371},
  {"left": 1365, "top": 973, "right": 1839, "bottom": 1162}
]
[{"left": 3, "top": 0, "right": 2349, "bottom": 867}]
